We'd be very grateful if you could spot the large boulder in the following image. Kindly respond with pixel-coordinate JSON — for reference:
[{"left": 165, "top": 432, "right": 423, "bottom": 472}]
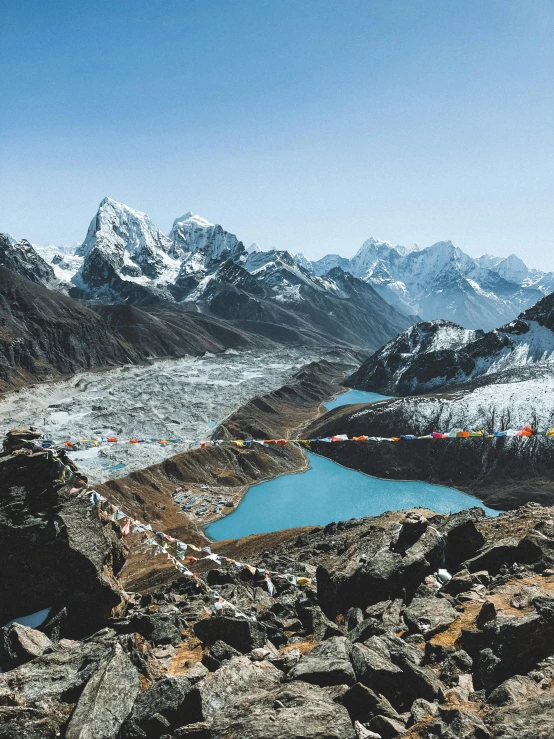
[
  {"left": 65, "top": 641, "right": 140, "bottom": 739},
  {"left": 123, "top": 606, "right": 186, "bottom": 646},
  {"left": 478, "top": 611, "right": 554, "bottom": 690},
  {"left": 287, "top": 636, "right": 355, "bottom": 687},
  {"left": 0, "top": 631, "right": 120, "bottom": 738},
  {"left": 197, "top": 656, "right": 282, "bottom": 720},
  {"left": 462, "top": 539, "right": 521, "bottom": 575},
  {"left": 0, "top": 624, "right": 54, "bottom": 670},
  {"left": 340, "top": 682, "right": 401, "bottom": 723},
  {"left": 403, "top": 596, "right": 459, "bottom": 637},
  {"left": 350, "top": 642, "right": 403, "bottom": 696},
  {"left": 440, "top": 509, "right": 485, "bottom": 569},
  {"left": 119, "top": 675, "right": 197, "bottom": 738},
  {"left": 0, "top": 450, "right": 125, "bottom": 636},
  {"left": 317, "top": 518, "right": 445, "bottom": 617},
  {"left": 208, "top": 680, "right": 356, "bottom": 739}
]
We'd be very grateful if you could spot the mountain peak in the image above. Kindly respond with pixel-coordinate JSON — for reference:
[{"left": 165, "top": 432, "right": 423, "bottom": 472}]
[{"left": 172, "top": 212, "right": 214, "bottom": 229}]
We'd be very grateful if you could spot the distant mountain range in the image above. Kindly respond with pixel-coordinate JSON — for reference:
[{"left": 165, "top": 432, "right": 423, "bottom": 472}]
[{"left": 296, "top": 238, "right": 554, "bottom": 331}]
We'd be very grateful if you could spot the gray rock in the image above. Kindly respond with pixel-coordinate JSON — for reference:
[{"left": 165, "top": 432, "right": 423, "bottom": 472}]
[
  {"left": 347, "top": 618, "right": 384, "bottom": 643},
  {"left": 394, "top": 654, "right": 445, "bottom": 706},
  {"left": 481, "top": 611, "right": 554, "bottom": 688},
  {"left": 126, "top": 605, "right": 186, "bottom": 646},
  {"left": 345, "top": 607, "right": 364, "bottom": 631},
  {"left": 0, "top": 624, "right": 54, "bottom": 670},
  {"left": 368, "top": 714, "right": 406, "bottom": 738},
  {"left": 198, "top": 656, "right": 282, "bottom": 719},
  {"left": 440, "top": 650, "right": 473, "bottom": 687},
  {"left": 201, "top": 640, "right": 241, "bottom": 671},
  {"left": 486, "top": 674, "right": 542, "bottom": 707},
  {"left": 441, "top": 509, "right": 485, "bottom": 570},
  {"left": 65, "top": 642, "right": 140, "bottom": 739},
  {"left": 209, "top": 680, "right": 356, "bottom": 738},
  {"left": 0, "top": 452, "right": 125, "bottom": 637},
  {"left": 532, "top": 596, "right": 554, "bottom": 622},
  {"left": 317, "top": 521, "right": 445, "bottom": 617},
  {"left": 378, "top": 634, "right": 424, "bottom": 666},
  {"left": 0, "top": 631, "right": 114, "bottom": 708},
  {"left": 184, "top": 661, "right": 209, "bottom": 684},
  {"left": 287, "top": 636, "right": 356, "bottom": 687},
  {"left": 410, "top": 697, "right": 438, "bottom": 724},
  {"left": 486, "top": 692, "right": 554, "bottom": 739},
  {"left": 403, "top": 596, "right": 459, "bottom": 637},
  {"left": 173, "top": 722, "right": 212, "bottom": 738},
  {"left": 350, "top": 642, "right": 403, "bottom": 698},
  {"left": 434, "top": 706, "right": 490, "bottom": 738},
  {"left": 120, "top": 674, "right": 196, "bottom": 737},
  {"left": 517, "top": 530, "right": 554, "bottom": 567},
  {"left": 300, "top": 605, "right": 345, "bottom": 640},
  {"left": 462, "top": 538, "right": 521, "bottom": 575},
  {"left": 475, "top": 600, "right": 496, "bottom": 629},
  {"left": 354, "top": 721, "right": 381, "bottom": 739}
]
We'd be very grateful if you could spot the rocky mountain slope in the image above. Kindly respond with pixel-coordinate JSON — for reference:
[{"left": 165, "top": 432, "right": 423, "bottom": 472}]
[
  {"left": 347, "top": 290, "right": 554, "bottom": 396},
  {"left": 298, "top": 237, "right": 551, "bottom": 330},
  {"left": 0, "top": 263, "right": 304, "bottom": 393},
  {"left": 0, "top": 233, "right": 58, "bottom": 289},
  {"left": 3, "top": 430, "right": 554, "bottom": 738}
]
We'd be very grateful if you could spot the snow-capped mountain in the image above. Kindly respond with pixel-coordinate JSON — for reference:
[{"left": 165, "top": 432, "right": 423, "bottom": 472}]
[
  {"left": 347, "top": 289, "right": 554, "bottom": 396},
  {"left": 72, "top": 197, "right": 180, "bottom": 299},
  {"left": 170, "top": 212, "right": 246, "bottom": 262},
  {"left": 298, "top": 238, "right": 551, "bottom": 331},
  {"left": 2, "top": 199, "right": 413, "bottom": 350}
]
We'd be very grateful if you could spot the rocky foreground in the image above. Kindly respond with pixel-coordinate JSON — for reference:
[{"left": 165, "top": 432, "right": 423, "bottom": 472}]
[{"left": 2, "top": 430, "right": 554, "bottom": 738}]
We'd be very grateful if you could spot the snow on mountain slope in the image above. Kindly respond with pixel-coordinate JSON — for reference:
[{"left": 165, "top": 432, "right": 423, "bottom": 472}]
[
  {"left": 170, "top": 211, "right": 245, "bottom": 262},
  {"left": 244, "top": 249, "right": 339, "bottom": 296},
  {"left": 10, "top": 195, "right": 550, "bottom": 348},
  {"left": 348, "top": 368, "right": 554, "bottom": 434},
  {"left": 32, "top": 244, "right": 83, "bottom": 286},
  {"left": 347, "top": 290, "right": 554, "bottom": 396},
  {"left": 27, "top": 198, "right": 406, "bottom": 348},
  {"left": 73, "top": 197, "right": 179, "bottom": 295}
]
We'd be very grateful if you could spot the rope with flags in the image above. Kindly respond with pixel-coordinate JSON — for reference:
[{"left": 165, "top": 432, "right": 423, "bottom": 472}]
[{"left": 31, "top": 423, "right": 554, "bottom": 451}]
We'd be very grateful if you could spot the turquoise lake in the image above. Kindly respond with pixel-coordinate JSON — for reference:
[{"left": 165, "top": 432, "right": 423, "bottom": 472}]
[
  {"left": 206, "top": 451, "right": 499, "bottom": 540},
  {"left": 207, "top": 390, "right": 500, "bottom": 541}
]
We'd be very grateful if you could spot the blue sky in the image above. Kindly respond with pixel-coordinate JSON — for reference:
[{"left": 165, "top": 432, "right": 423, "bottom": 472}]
[{"left": 1, "top": 0, "right": 553, "bottom": 267}]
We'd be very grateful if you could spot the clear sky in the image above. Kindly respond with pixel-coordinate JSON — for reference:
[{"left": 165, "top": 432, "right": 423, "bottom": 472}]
[{"left": 1, "top": 0, "right": 553, "bottom": 268}]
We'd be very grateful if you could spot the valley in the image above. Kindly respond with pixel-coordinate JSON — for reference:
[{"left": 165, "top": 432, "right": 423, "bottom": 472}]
[{"left": 0, "top": 347, "right": 346, "bottom": 483}]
